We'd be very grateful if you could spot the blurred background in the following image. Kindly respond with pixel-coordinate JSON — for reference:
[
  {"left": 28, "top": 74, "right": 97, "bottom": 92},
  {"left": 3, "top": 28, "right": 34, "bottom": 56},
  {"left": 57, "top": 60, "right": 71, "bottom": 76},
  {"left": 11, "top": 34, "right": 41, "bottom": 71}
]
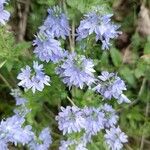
[{"left": 0, "top": 0, "right": 150, "bottom": 149}]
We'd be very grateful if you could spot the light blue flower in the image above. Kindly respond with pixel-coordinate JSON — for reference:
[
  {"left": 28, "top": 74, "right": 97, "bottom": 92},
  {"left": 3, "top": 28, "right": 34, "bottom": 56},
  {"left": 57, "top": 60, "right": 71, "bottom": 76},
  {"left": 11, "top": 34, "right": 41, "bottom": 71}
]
[
  {"left": 93, "top": 71, "right": 130, "bottom": 104},
  {"left": 17, "top": 65, "right": 32, "bottom": 90},
  {"left": 0, "top": 0, "right": 10, "bottom": 25},
  {"left": 56, "top": 52, "right": 95, "bottom": 89},
  {"left": 33, "top": 32, "right": 65, "bottom": 63},
  {"left": 59, "top": 140, "right": 75, "bottom": 150},
  {"left": 101, "top": 104, "right": 118, "bottom": 128},
  {"left": 56, "top": 106, "right": 86, "bottom": 135},
  {"left": 40, "top": 6, "right": 70, "bottom": 39},
  {"left": 82, "top": 107, "right": 105, "bottom": 135},
  {"left": 29, "top": 128, "right": 52, "bottom": 150},
  {"left": 0, "top": 140, "right": 8, "bottom": 150},
  {"left": 0, "top": 115, "right": 34, "bottom": 147},
  {"left": 17, "top": 61, "right": 50, "bottom": 93},
  {"left": 105, "top": 126, "right": 128, "bottom": 150},
  {"left": 77, "top": 12, "right": 121, "bottom": 50}
]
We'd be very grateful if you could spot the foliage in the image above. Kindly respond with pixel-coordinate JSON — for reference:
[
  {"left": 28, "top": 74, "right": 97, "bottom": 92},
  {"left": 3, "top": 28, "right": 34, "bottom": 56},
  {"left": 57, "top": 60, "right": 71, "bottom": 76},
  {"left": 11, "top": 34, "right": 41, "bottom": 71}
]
[{"left": 0, "top": 0, "right": 150, "bottom": 149}]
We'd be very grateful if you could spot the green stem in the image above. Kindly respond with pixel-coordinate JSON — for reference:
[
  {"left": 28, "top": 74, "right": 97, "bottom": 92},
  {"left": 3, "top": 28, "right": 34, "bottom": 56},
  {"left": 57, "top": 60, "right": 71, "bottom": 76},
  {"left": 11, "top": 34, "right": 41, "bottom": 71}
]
[
  {"left": 0, "top": 73, "right": 12, "bottom": 89},
  {"left": 67, "top": 96, "right": 76, "bottom": 106}
]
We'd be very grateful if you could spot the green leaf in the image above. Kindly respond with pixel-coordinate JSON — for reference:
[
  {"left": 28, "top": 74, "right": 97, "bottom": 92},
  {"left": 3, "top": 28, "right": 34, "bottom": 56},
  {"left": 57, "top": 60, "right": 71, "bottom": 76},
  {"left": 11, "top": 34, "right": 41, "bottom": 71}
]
[
  {"left": 110, "top": 48, "right": 122, "bottom": 67},
  {"left": 144, "top": 41, "right": 150, "bottom": 54},
  {"left": 120, "top": 67, "right": 137, "bottom": 88}
]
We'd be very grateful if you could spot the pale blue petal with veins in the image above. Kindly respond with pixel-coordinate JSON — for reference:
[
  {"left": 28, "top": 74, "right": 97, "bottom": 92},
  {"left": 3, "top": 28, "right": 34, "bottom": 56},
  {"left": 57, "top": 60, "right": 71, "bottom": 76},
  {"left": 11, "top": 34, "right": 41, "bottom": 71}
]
[
  {"left": 17, "top": 61, "right": 50, "bottom": 93},
  {"left": 33, "top": 32, "right": 65, "bottom": 63},
  {"left": 0, "top": 115, "right": 34, "bottom": 148},
  {"left": 56, "top": 106, "right": 86, "bottom": 135},
  {"left": 77, "top": 12, "right": 121, "bottom": 50},
  {"left": 93, "top": 71, "right": 130, "bottom": 104},
  {"left": 101, "top": 104, "right": 119, "bottom": 128},
  {"left": 0, "top": 0, "right": 10, "bottom": 25},
  {"left": 105, "top": 126, "right": 128, "bottom": 150},
  {"left": 56, "top": 53, "right": 95, "bottom": 89},
  {"left": 40, "top": 6, "right": 70, "bottom": 39},
  {"left": 82, "top": 107, "right": 105, "bottom": 135},
  {"left": 28, "top": 128, "right": 52, "bottom": 150}
]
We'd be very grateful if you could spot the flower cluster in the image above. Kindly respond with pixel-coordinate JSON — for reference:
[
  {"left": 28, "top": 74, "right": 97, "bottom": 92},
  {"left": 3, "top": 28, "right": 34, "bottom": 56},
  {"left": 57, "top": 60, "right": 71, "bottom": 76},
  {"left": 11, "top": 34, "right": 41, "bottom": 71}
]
[
  {"left": 40, "top": 6, "right": 70, "bottom": 39},
  {"left": 14, "top": 4, "right": 130, "bottom": 150},
  {"left": 56, "top": 106, "right": 86, "bottom": 135},
  {"left": 0, "top": 89, "right": 52, "bottom": 150},
  {"left": 33, "top": 32, "right": 65, "bottom": 63},
  {"left": 28, "top": 128, "right": 52, "bottom": 150},
  {"left": 0, "top": 115, "right": 34, "bottom": 148},
  {"left": 0, "top": 0, "right": 10, "bottom": 25},
  {"left": 105, "top": 127, "right": 128, "bottom": 150},
  {"left": 56, "top": 52, "right": 95, "bottom": 89},
  {"left": 77, "top": 12, "right": 121, "bottom": 49},
  {"left": 93, "top": 71, "right": 130, "bottom": 104},
  {"left": 56, "top": 105, "right": 127, "bottom": 150},
  {"left": 17, "top": 5, "right": 70, "bottom": 93},
  {"left": 17, "top": 61, "right": 50, "bottom": 93},
  {"left": 59, "top": 139, "right": 88, "bottom": 150}
]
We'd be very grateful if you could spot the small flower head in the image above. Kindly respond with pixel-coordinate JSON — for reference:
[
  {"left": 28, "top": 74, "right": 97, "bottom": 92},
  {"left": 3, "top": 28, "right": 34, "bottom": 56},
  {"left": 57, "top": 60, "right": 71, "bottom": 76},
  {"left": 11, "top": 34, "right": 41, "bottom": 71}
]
[
  {"left": 17, "top": 61, "right": 50, "bottom": 93},
  {"left": 0, "top": 115, "right": 34, "bottom": 146},
  {"left": 76, "top": 12, "right": 121, "bottom": 50},
  {"left": 29, "top": 128, "right": 52, "bottom": 150},
  {"left": 82, "top": 107, "right": 105, "bottom": 135},
  {"left": 56, "top": 106, "right": 86, "bottom": 135},
  {"left": 105, "top": 126, "right": 128, "bottom": 150},
  {"left": 93, "top": 71, "right": 130, "bottom": 104},
  {"left": 40, "top": 6, "right": 70, "bottom": 39},
  {"left": 101, "top": 104, "right": 118, "bottom": 128},
  {"left": 0, "top": 0, "right": 10, "bottom": 25},
  {"left": 59, "top": 140, "right": 75, "bottom": 150},
  {"left": 56, "top": 53, "right": 95, "bottom": 89},
  {"left": 33, "top": 32, "right": 65, "bottom": 63}
]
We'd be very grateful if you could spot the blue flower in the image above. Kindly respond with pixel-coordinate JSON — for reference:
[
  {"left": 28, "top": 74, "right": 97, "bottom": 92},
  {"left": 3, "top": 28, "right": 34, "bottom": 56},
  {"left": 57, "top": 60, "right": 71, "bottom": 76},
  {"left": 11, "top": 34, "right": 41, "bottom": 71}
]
[
  {"left": 82, "top": 107, "right": 105, "bottom": 135},
  {"left": 0, "top": 0, "right": 10, "bottom": 25},
  {"left": 0, "top": 115, "right": 34, "bottom": 147},
  {"left": 93, "top": 71, "right": 130, "bottom": 104},
  {"left": 56, "top": 106, "right": 86, "bottom": 135},
  {"left": 29, "top": 128, "right": 52, "bottom": 150},
  {"left": 56, "top": 53, "right": 95, "bottom": 89},
  {"left": 59, "top": 140, "right": 88, "bottom": 150},
  {"left": 76, "top": 12, "right": 121, "bottom": 50},
  {"left": 104, "top": 126, "right": 128, "bottom": 150},
  {"left": 101, "top": 104, "right": 118, "bottom": 128},
  {"left": 76, "top": 12, "right": 99, "bottom": 40},
  {"left": 0, "top": 140, "right": 7, "bottom": 150},
  {"left": 33, "top": 32, "right": 65, "bottom": 63},
  {"left": 59, "top": 140, "right": 75, "bottom": 150},
  {"left": 17, "top": 61, "right": 50, "bottom": 93},
  {"left": 17, "top": 65, "right": 32, "bottom": 90},
  {"left": 40, "top": 6, "right": 70, "bottom": 39}
]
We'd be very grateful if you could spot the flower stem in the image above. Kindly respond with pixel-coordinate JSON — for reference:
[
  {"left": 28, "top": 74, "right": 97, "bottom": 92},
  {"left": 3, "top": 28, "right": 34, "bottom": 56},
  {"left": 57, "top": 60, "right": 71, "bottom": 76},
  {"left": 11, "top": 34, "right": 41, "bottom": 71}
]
[
  {"left": 0, "top": 73, "right": 12, "bottom": 89},
  {"left": 67, "top": 96, "right": 76, "bottom": 106}
]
